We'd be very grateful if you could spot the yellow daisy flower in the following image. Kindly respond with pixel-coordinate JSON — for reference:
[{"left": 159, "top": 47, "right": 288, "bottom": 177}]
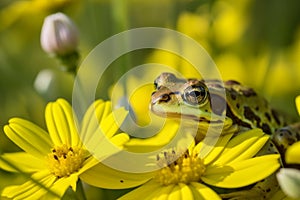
[
  {"left": 81, "top": 128, "right": 280, "bottom": 199},
  {"left": 0, "top": 98, "right": 129, "bottom": 199}
]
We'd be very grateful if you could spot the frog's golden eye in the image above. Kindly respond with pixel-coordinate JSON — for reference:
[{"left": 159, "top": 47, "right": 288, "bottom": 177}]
[{"left": 182, "top": 84, "right": 208, "bottom": 106}]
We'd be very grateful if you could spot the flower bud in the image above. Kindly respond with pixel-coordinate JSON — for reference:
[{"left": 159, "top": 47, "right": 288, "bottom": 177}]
[
  {"left": 40, "top": 12, "right": 79, "bottom": 56},
  {"left": 277, "top": 168, "right": 300, "bottom": 199}
]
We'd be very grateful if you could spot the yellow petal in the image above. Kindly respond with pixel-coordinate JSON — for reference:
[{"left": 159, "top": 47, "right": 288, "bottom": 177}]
[
  {"left": 110, "top": 133, "right": 130, "bottom": 147},
  {"left": 47, "top": 174, "right": 78, "bottom": 198},
  {"left": 118, "top": 180, "right": 161, "bottom": 200},
  {"left": 101, "top": 101, "right": 114, "bottom": 120},
  {"left": 80, "top": 100, "right": 104, "bottom": 141},
  {"left": 80, "top": 101, "right": 128, "bottom": 154},
  {"left": 56, "top": 99, "right": 81, "bottom": 147},
  {"left": 178, "top": 183, "right": 194, "bottom": 200},
  {"left": 100, "top": 108, "right": 128, "bottom": 138},
  {"left": 190, "top": 182, "right": 221, "bottom": 200},
  {"left": 195, "top": 133, "right": 233, "bottom": 165},
  {"left": 4, "top": 118, "right": 52, "bottom": 159},
  {"left": 45, "top": 99, "right": 80, "bottom": 146},
  {"left": 83, "top": 127, "right": 122, "bottom": 160},
  {"left": 2, "top": 170, "right": 57, "bottom": 200},
  {"left": 203, "top": 154, "right": 280, "bottom": 188},
  {"left": 214, "top": 129, "right": 268, "bottom": 165},
  {"left": 125, "top": 121, "right": 179, "bottom": 153},
  {"left": 78, "top": 156, "right": 99, "bottom": 174},
  {"left": 295, "top": 95, "right": 300, "bottom": 115},
  {"left": 80, "top": 162, "right": 154, "bottom": 189},
  {"left": 82, "top": 102, "right": 106, "bottom": 142},
  {"left": 286, "top": 141, "right": 300, "bottom": 164},
  {"left": 167, "top": 185, "right": 181, "bottom": 200},
  {"left": 0, "top": 152, "right": 44, "bottom": 172},
  {"left": 154, "top": 184, "right": 177, "bottom": 200}
]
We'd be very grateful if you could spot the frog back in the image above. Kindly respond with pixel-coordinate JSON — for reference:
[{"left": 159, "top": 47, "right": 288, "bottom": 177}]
[{"left": 223, "top": 80, "right": 286, "bottom": 134}]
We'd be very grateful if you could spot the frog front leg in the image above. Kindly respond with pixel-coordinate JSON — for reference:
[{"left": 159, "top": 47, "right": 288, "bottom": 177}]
[
  {"left": 272, "top": 122, "right": 300, "bottom": 166},
  {"left": 220, "top": 139, "right": 281, "bottom": 200},
  {"left": 220, "top": 123, "right": 300, "bottom": 200},
  {"left": 220, "top": 174, "right": 279, "bottom": 200}
]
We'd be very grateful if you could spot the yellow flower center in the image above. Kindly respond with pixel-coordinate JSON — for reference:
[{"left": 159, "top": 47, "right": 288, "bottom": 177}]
[
  {"left": 47, "top": 144, "right": 87, "bottom": 178},
  {"left": 154, "top": 150, "right": 206, "bottom": 185}
]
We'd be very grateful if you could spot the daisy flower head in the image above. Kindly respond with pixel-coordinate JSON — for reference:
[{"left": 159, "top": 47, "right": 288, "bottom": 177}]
[
  {"left": 0, "top": 98, "right": 129, "bottom": 200},
  {"left": 118, "top": 128, "right": 280, "bottom": 199},
  {"left": 81, "top": 127, "right": 280, "bottom": 199}
]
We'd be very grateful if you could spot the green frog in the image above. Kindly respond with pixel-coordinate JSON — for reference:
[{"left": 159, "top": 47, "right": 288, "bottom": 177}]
[{"left": 150, "top": 72, "right": 299, "bottom": 199}]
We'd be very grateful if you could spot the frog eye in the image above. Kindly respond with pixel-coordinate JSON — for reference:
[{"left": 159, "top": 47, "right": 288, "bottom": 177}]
[
  {"left": 154, "top": 81, "right": 158, "bottom": 89},
  {"left": 182, "top": 84, "right": 208, "bottom": 106}
]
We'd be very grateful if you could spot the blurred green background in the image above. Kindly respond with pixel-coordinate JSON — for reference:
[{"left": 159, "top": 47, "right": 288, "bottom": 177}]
[{"left": 0, "top": 0, "right": 300, "bottom": 199}]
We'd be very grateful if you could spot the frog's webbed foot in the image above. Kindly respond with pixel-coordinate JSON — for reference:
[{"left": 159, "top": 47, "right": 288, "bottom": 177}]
[
  {"left": 220, "top": 175, "right": 279, "bottom": 200},
  {"left": 272, "top": 122, "right": 300, "bottom": 164}
]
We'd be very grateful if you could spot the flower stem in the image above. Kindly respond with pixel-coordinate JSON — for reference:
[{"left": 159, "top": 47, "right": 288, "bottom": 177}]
[
  {"left": 76, "top": 179, "right": 87, "bottom": 200},
  {"left": 111, "top": 0, "right": 131, "bottom": 95},
  {"left": 57, "top": 51, "right": 80, "bottom": 74}
]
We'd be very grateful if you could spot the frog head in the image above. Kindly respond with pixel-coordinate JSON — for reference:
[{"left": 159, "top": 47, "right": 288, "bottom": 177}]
[{"left": 150, "top": 73, "right": 228, "bottom": 124}]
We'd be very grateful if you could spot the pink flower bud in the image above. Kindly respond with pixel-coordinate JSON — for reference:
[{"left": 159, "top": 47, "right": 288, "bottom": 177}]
[{"left": 40, "top": 12, "right": 79, "bottom": 56}]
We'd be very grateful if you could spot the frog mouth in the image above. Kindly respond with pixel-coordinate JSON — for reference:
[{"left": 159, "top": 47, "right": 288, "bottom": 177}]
[{"left": 150, "top": 104, "right": 230, "bottom": 125}]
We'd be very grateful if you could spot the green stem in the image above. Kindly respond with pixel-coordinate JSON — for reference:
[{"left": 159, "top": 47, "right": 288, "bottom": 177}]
[
  {"left": 76, "top": 179, "right": 87, "bottom": 200},
  {"left": 111, "top": 0, "right": 131, "bottom": 96},
  {"left": 58, "top": 50, "right": 90, "bottom": 120},
  {"left": 57, "top": 51, "right": 80, "bottom": 74}
]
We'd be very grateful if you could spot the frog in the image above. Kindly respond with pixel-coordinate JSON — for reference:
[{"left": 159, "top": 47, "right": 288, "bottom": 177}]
[{"left": 150, "top": 72, "right": 300, "bottom": 199}]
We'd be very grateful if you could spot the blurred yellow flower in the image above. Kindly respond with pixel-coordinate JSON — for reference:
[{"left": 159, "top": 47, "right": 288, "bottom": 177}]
[
  {"left": 211, "top": 0, "right": 248, "bottom": 47},
  {"left": 0, "top": 98, "right": 129, "bottom": 199},
  {"left": 295, "top": 95, "right": 300, "bottom": 115},
  {"left": 110, "top": 76, "right": 156, "bottom": 126},
  {"left": 177, "top": 11, "right": 211, "bottom": 52},
  {"left": 177, "top": 12, "right": 209, "bottom": 39},
  {"left": 146, "top": 9, "right": 218, "bottom": 79},
  {"left": 215, "top": 53, "right": 246, "bottom": 81},
  {"left": 0, "top": 0, "right": 77, "bottom": 31}
]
